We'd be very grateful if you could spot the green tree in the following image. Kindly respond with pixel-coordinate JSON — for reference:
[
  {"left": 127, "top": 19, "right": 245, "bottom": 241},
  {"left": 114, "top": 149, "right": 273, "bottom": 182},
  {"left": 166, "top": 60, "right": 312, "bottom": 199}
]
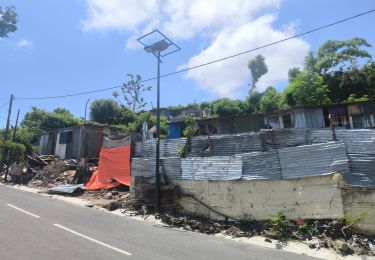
[
  {"left": 288, "top": 67, "right": 301, "bottom": 82},
  {"left": 259, "top": 87, "right": 281, "bottom": 114},
  {"left": 284, "top": 72, "right": 331, "bottom": 107},
  {"left": 119, "top": 111, "right": 168, "bottom": 137},
  {"left": 113, "top": 74, "right": 151, "bottom": 111},
  {"left": 246, "top": 91, "right": 263, "bottom": 112},
  {"left": 22, "top": 107, "right": 82, "bottom": 131},
  {"left": 210, "top": 98, "right": 249, "bottom": 117},
  {"left": 90, "top": 99, "right": 122, "bottom": 125},
  {"left": 306, "top": 38, "right": 372, "bottom": 74},
  {"left": 0, "top": 6, "right": 17, "bottom": 38},
  {"left": 248, "top": 54, "right": 268, "bottom": 92}
]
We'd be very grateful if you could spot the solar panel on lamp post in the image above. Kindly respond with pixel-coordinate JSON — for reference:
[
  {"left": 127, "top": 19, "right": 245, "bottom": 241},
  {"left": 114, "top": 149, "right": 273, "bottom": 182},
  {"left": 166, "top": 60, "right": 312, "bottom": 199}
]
[{"left": 137, "top": 30, "right": 181, "bottom": 214}]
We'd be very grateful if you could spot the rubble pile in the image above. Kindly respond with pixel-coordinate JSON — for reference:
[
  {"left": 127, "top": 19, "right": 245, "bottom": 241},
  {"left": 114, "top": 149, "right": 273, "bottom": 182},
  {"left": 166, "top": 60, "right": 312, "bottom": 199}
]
[
  {"left": 28, "top": 157, "right": 77, "bottom": 188},
  {"left": 81, "top": 186, "right": 132, "bottom": 211},
  {"left": 154, "top": 212, "right": 375, "bottom": 256}
]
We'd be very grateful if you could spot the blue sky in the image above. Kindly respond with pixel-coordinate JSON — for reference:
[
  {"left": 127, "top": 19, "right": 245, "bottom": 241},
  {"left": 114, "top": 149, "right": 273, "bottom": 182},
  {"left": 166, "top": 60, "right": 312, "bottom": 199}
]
[{"left": 0, "top": 0, "right": 374, "bottom": 128}]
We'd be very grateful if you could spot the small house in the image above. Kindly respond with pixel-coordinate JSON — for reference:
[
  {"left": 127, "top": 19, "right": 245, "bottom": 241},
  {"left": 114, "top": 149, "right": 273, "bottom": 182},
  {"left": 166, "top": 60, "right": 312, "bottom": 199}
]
[
  {"left": 347, "top": 101, "right": 375, "bottom": 128},
  {"left": 291, "top": 107, "right": 325, "bottom": 128},
  {"left": 38, "top": 123, "right": 121, "bottom": 159}
]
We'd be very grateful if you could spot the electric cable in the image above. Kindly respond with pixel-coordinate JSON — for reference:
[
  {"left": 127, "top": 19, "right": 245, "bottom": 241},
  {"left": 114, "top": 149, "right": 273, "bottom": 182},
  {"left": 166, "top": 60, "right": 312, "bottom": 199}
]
[{"left": 14, "top": 9, "right": 375, "bottom": 101}]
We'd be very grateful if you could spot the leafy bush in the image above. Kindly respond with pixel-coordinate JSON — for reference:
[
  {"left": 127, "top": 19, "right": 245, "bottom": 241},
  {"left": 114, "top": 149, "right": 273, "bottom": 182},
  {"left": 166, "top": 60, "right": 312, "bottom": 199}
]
[{"left": 0, "top": 141, "right": 26, "bottom": 164}]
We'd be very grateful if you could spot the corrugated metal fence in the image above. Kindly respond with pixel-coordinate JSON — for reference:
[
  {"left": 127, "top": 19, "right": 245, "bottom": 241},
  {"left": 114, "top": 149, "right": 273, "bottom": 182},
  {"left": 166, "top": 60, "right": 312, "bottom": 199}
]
[{"left": 132, "top": 129, "right": 375, "bottom": 188}]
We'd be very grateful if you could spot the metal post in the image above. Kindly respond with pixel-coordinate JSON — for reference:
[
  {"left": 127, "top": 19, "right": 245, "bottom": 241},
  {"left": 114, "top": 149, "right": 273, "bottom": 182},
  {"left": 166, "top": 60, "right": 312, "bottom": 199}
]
[
  {"left": 12, "top": 109, "right": 20, "bottom": 141},
  {"left": 155, "top": 51, "right": 161, "bottom": 214},
  {"left": 4, "top": 94, "right": 14, "bottom": 142},
  {"left": 137, "top": 30, "right": 181, "bottom": 215},
  {"left": 3, "top": 94, "right": 14, "bottom": 182}
]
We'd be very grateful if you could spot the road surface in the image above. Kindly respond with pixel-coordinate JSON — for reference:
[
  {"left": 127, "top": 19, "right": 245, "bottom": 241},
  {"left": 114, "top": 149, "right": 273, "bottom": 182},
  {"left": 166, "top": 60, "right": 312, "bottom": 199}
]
[{"left": 0, "top": 185, "right": 315, "bottom": 260}]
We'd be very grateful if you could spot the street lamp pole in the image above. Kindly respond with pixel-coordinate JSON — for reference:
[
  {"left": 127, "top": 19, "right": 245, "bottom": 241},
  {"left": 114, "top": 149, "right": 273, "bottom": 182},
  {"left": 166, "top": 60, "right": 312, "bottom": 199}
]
[
  {"left": 137, "top": 30, "right": 181, "bottom": 214},
  {"left": 155, "top": 51, "right": 161, "bottom": 213}
]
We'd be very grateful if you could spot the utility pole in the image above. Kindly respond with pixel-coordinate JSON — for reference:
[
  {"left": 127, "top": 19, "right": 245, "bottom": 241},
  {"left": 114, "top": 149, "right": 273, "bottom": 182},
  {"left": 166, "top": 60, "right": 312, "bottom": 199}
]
[
  {"left": 4, "top": 94, "right": 14, "bottom": 142},
  {"left": 155, "top": 51, "right": 161, "bottom": 214},
  {"left": 137, "top": 30, "right": 181, "bottom": 214},
  {"left": 12, "top": 109, "right": 20, "bottom": 141},
  {"left": 3, "top": 94, "right": 14, "bottom": 182}
]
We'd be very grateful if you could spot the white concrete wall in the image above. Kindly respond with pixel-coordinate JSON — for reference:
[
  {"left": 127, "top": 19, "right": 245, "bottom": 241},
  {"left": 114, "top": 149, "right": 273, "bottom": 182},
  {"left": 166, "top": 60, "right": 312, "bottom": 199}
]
[
  {"left": 342, "top": 188, "right": 375, "bottom": 235},
  {"left": 175, "top": 173, "right": 345, "bottom": 221}
]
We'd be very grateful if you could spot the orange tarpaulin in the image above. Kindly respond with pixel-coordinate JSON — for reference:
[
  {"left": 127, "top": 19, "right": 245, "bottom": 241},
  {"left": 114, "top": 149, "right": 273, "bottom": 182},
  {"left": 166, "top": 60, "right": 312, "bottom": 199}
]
[{"left": 86, "top": 145, "right": 131, "bottom": 190}]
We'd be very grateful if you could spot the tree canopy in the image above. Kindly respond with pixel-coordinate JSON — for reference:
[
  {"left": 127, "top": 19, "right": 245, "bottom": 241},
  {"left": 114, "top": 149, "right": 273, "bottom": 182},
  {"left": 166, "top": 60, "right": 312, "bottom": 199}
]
[
  {"left": 0, "top": 6, "right": 17, "bottom": 38},
  {"left": 259, "top": 87, "right": 282, "bottom": 114},
  {"left": 22, "top": 107, "right": 82, "bottom": 132},
  {"left": 284, "top": 71, "right": 331, "bottom": 107},
  {"left": 113, "top": 74, "right": 151, "bottom": 111},
  {"left": 248, "top": 54, "right": 268, "bottom": 92}
]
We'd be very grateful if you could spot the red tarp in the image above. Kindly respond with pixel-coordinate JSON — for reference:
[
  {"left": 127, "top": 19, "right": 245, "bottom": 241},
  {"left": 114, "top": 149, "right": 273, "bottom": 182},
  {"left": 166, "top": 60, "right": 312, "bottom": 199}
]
[{"left": 86, "top": 145, "right": 131, "bottom": 190}]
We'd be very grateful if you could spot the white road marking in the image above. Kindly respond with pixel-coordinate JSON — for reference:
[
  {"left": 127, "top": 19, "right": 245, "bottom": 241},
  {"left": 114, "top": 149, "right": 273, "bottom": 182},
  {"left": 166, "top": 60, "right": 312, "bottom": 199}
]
[
  {"left": 53, "top": 224, "right": 132, "bottom": 256},
  {"left": 6, "top": 204, "right": 41, "bottom": 218}
]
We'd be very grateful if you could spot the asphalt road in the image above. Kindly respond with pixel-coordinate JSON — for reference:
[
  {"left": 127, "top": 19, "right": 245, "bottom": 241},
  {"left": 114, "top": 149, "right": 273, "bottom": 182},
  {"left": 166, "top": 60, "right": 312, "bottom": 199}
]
[{"left": 0, "top": 185, "right": 316, "bottom": 260}]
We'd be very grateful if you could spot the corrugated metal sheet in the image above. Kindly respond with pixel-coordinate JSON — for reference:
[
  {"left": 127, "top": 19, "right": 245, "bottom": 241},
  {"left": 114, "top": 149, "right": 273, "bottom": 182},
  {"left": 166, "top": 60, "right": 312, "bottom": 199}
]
[
  {"left": 233, "top": 115, "right": 264, "bottom": 133},
  {"left": 239, "top": 151, "right": 281, "bottom": 180},
  {"left": 131, "top": 157, "right": 181, "bottom": 183},
  {"left": 336, "top": 129, "right": 375, "bottom": 154},
  {"left": 102, "top": 136, "right": 130, "bottom": 148},
  {"left": 266, "top": 115, "right": 282, "bottom": 129},
  {"left": 86, "top": 127, "right": 103, "bottom": 158},
  {"left": 181, "top": 156, "right": 242, "bottom": 180},
  {"left": 292, "top": 108, "right": 325, "bottom": 128},
  {"left": 190, "top": 132, "right": 264, "bottom": 157},
  {"left": 348, "top": 103, "right": 365, "bottom": 115},
  {"left": 346, "top": 154, "right": 375, "bottom": 188},
  {"left": 38, "top": 134, "right": 50, "bottom": 155},
  {"left": 198, "top": 114, "right": 264, "bottom": 135},
  {"left": 134, "top": 138, "right": 186, "bottom": 158},
  {"left": 261, "top": 128, "right": 308, "bottom": 149},
  {"left": 279, "top": 141, "right": 350, "bottom": 179},
  {"left": 364, "top": 102, "right": 375, "bottom": 114},
  {"left": 352, "top": 114, "right": 373, "bottom": 128}
]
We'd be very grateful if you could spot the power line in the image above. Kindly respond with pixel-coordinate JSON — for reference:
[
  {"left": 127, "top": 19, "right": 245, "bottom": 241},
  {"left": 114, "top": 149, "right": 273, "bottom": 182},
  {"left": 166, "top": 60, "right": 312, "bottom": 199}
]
[
  {"left": 0, "top": 101, "right": 9, "bottom": 110},
  {"left": 15, "top": 8, "right": 375, "bottom": 101}
]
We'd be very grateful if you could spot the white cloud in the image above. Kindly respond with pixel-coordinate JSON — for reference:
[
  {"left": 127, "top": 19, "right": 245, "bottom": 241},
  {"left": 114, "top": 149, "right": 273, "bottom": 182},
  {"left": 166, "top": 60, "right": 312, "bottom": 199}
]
[
  {"left": 183, "top": 15, "right": 310, "bottom": 96},
  {"left": 83, "top": 0, "right": 310, "bottom": 97},
  {"left": 83, "top": 0, "right": 159, "bottom": 31},
  {"left": 16, "top": 39, "right": 33, "bottom": 48}
]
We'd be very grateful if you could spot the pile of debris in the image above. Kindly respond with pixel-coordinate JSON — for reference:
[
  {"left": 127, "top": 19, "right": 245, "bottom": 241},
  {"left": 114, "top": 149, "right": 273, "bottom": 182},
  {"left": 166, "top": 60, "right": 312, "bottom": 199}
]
[
  {"left": 152, "top": 211, "right": 375, "bottom": 256},
  {"left": 26, "top": 155, "right": 79, "bottom": 188},
  {"left": 81, "top": 186, "right": 132, "bottom": 211}
]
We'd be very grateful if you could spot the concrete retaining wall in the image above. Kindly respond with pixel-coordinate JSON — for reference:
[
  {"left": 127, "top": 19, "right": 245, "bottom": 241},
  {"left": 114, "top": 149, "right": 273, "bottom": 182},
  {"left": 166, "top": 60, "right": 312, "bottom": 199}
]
[
  {"left": 175, "top": 173, "right": 345, "bottom": 221},
  {"left": 342, "top": 188, "right": 375, "bottom": 235}
]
